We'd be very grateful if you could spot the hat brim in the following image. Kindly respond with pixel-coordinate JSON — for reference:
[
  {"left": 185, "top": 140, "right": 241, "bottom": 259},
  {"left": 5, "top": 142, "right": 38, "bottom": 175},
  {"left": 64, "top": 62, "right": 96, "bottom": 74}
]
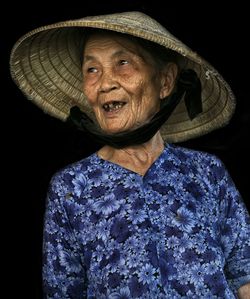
[{"left": 10, "top": 11, "right": 236, "bottom": 142}]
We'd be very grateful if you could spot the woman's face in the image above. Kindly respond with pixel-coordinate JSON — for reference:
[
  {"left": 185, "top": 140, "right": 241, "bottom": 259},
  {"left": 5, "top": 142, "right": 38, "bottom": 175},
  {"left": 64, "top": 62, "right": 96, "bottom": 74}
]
[{"left": 82, "top": 33, "right": 171, "bottom": 133}]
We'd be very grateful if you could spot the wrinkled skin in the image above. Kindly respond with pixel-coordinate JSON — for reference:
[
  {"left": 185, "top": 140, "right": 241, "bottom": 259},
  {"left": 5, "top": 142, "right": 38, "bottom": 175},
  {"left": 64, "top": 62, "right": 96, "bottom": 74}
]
[{"left": 82, "top": 32, "right": 176, "bottom": 134}]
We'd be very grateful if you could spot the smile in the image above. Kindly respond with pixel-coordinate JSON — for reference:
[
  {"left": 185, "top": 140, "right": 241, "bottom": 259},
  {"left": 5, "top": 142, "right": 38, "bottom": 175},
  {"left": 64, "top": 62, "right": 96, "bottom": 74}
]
[{"left": 102, "top": 101, "right": 127, "bottom": 112}]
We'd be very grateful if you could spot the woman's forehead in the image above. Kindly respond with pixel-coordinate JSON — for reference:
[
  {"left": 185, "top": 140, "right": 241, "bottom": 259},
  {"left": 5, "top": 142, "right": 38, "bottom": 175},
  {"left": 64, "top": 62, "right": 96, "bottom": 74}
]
[{"left": 83, "top": 32, "right": 150, "bottom": 60}]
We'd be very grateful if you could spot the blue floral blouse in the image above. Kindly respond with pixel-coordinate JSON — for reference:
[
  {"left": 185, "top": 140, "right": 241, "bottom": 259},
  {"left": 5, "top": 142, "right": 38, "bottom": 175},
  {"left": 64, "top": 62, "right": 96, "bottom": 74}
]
[{"left": 43, "top": 144, "right": 250, "bottom": 298}]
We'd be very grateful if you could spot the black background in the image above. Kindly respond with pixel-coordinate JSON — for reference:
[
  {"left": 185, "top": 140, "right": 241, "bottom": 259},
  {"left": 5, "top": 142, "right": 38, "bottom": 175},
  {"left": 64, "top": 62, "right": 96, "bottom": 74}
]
[{"left": 2, "top": 1, "right": 249, "bottom": 298}]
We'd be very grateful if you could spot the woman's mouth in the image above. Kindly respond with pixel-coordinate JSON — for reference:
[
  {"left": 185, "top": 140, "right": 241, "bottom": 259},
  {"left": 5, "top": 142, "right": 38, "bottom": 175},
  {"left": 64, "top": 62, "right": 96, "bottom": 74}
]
[{"left": 102, "top": 101, "right": 127, "bottom": 113}]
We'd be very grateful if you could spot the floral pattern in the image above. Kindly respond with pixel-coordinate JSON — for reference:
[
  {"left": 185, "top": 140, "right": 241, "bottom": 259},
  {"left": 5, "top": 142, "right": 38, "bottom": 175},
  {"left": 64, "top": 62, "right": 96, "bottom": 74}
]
[{"left": 43, "top": 144, "right": 250, "bottom": 298}]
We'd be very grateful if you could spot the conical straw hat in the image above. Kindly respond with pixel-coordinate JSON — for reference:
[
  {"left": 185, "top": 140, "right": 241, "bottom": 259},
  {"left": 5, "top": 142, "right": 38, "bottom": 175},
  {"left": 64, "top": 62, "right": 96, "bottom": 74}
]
[{"left": 10, "top": 11, "right": 235, "bottom": 142}]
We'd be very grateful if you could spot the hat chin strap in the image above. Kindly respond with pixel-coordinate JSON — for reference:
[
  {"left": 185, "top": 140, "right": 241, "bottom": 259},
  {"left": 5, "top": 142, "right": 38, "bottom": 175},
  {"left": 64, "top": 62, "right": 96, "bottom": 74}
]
[{"left": 67, "top": 69, "right": 202, "bottom": 149}]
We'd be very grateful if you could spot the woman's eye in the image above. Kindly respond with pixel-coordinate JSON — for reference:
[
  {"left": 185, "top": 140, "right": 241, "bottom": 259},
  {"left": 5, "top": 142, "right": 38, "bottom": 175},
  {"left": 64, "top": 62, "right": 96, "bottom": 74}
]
[
  {"left": 119, "top": 59, "right": 129, "bottom": 66},
  {"left": 87, "top": 67, "right": 98, "bottom": 73}
]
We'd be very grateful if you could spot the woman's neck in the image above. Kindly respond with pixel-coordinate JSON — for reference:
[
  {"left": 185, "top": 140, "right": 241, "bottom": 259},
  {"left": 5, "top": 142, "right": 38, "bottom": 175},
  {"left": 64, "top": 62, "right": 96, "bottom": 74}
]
[{"left": 97, "top": 131, "right": 165, "bottom": 176}]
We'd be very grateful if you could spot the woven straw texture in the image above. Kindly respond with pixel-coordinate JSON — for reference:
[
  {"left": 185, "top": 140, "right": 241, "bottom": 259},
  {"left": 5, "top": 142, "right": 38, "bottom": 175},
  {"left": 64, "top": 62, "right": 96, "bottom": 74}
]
[{"left": 10, "top": 11, "right": 236, "bottom": 142}]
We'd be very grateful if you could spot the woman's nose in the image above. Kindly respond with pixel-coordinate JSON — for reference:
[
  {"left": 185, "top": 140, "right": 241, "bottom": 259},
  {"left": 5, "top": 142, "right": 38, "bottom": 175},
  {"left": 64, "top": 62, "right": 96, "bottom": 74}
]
[{"left": 98, "top": 71, "right": 119, "bottom": 93}]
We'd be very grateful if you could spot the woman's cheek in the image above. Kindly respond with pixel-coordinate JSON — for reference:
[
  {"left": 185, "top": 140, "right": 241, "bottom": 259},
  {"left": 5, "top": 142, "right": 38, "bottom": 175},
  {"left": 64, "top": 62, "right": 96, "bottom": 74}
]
[{"left": 83, "top": 85, "right": 96, "bottom": 106}]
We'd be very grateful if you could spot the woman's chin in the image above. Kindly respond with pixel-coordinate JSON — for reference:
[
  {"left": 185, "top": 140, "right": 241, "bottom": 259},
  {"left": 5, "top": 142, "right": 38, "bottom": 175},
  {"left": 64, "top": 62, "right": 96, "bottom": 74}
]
[
  {"left": 101, "top": 122, "right": 143, "bottom": 134},
  {"left": 101, "top": 125, "right": 130, "bottom": 135},
  {"left": 102, "top": 128, "right": 125, "bottom": 135}
]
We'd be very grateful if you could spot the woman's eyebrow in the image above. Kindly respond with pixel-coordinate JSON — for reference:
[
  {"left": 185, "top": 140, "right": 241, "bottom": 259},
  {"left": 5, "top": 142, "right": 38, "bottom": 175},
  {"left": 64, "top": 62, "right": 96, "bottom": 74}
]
[
  {"left": 83, "top": 55, "right": 96, "bottom": 63},
  {"left": 111, "top": 49, "right": 132, "bottom": 57}
]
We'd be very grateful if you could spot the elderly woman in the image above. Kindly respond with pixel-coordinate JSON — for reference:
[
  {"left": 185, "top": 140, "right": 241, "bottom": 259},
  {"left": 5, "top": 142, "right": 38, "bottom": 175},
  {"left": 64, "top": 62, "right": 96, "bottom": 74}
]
[{"left": 10, "top": 12, "right": 249, "bottom": 299}]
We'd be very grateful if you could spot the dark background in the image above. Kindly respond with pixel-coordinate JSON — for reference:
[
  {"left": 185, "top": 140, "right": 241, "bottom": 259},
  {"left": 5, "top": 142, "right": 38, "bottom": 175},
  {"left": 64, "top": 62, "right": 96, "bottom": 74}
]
[{"left": 2, "top": 1, "right": 249, "bottom": 298}]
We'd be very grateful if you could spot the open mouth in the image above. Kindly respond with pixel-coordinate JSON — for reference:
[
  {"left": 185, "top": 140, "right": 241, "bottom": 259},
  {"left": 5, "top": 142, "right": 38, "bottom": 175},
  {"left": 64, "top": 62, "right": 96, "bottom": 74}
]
[{"left": 102, "top": 101, "right": 127, "bottom": 112}]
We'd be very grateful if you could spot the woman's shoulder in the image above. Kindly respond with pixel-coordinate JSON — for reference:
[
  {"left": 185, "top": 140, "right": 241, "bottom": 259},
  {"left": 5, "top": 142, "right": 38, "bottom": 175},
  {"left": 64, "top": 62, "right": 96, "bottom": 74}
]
[
  {"left": 167, "top": 143, "right": 224, "bottom": 167},
  {"left": 165, "top": 144, "right": 230, "bottom": 188},
  {"left": 49, "top": 152, "right": 98, "bottom": 184}
]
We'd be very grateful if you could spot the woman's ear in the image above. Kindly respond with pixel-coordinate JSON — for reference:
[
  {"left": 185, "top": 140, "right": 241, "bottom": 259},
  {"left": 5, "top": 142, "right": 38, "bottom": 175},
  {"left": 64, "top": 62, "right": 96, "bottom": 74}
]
[{"left": 159, "top": 63, "right": 178, "bottom": 99}]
